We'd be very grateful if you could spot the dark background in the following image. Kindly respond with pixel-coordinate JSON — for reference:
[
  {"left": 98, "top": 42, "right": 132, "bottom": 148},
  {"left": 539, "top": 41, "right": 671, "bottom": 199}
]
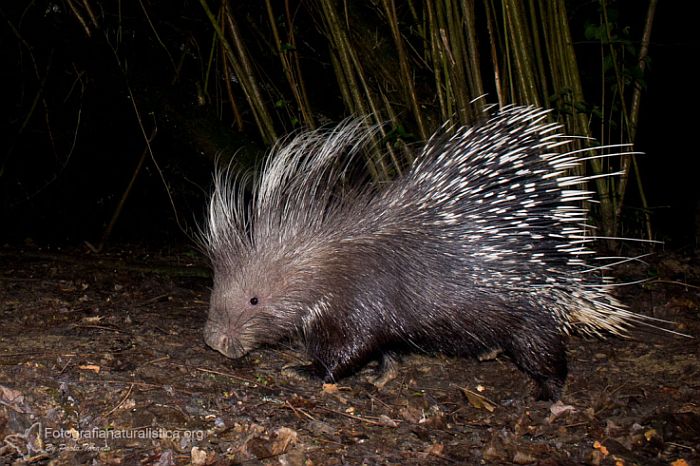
[
  {"left": 1, "top": 1, "right": 698, "bottom": 250},
  {"left": 635, "top": 2, "right": 699, "bottom": 249}
]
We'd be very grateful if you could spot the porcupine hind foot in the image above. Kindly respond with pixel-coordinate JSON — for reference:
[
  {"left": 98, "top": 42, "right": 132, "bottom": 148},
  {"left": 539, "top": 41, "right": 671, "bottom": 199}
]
[
  {"left": 365, "top": 351, "right": 400, "bottom": 388},
  {"left": 505, "top": 329, "right": 569, "bottom": 401}
]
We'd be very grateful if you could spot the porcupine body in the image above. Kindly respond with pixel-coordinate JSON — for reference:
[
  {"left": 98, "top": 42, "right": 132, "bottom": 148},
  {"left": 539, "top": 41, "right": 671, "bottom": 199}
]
[{"left": 202, "top": 105, "right": 643, "bottom": 400}]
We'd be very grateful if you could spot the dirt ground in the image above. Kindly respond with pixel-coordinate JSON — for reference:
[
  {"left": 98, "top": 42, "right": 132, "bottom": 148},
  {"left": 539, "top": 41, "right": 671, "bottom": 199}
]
[{"left": 0, "top": 245, "right": 698, "bottom": 465}]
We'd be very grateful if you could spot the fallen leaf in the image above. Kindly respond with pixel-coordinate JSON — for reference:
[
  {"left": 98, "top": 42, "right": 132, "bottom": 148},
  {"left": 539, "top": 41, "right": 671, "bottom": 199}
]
[
  {"left": 550, "top": 400, "right": 576, "bottom": 416},
  {"left": 190, "top": 446, "right": 208, "bottom": 466},
  {"left": 593, "top": 440, "right": 609, "bottom": 457},
  {"left": 460, "top": 387, "right": 497, "bottom": 412},
  {"left": 399, "top": 405, "right": 423, "bottom": 424},
  {"left": 81, "top": 315, "right": 103, "bottom": 324},
  {"left": 377, "top": 415, "right": 398, "bottom": 427},
  {"left": 79, "top": 364, "right": 101, "bottom": 374},
  {"left": 271, "top": 426, "right": 298, "bottom": 455},
  {"left": 0, "top": 385, "right": 23, "bottom": 405},
  {"left": 321, "top": 383, "right": 338, "bottom": 394},
  {"left": 513, "top": 450, "right": 536, "bottom": 464},
  {"left": 425, "top": 443, "right": 444, "bottom": 457},
  {"left": 548, "top": 400, "right": 576, "bottom": 422}
]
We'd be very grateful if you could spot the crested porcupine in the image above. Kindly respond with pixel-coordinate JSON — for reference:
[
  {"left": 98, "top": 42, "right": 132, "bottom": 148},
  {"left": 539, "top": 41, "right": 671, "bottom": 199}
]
[{"left": 200, "top": 105, "right": 656, "bottom": 400}]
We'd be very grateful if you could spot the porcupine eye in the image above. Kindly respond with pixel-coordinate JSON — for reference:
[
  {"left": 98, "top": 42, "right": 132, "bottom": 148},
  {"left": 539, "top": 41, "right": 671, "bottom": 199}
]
[{"left": 249, "top": 297, "right": 259, "bottom": 306}]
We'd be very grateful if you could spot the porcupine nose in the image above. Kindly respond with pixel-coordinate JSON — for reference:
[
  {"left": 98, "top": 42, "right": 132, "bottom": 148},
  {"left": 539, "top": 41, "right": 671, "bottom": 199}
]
[{"left": 204, "top": 326, "right": 245, "bottom": 359}]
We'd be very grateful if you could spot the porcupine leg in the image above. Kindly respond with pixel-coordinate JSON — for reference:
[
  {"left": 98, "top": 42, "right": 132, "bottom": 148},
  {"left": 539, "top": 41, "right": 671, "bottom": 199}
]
[
  {"left": 299, "top": 350, "right": 399, "bottom": 387},
  {"left": 505, "top": 325, "right": 569, "bottom": 400},
  {"left": 370, "top": 351, "right": 400, "bottom": 388},
  {"left": 295, "top": 315, "right": 380, "bottom": 383},
  {"left": 308, "top": 340, "right": 377, "bottom": 383}
]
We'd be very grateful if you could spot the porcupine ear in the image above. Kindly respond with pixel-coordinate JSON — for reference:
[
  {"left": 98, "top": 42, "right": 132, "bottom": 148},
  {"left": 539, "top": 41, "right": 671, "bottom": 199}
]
[{"left": 252, "top": 118, "right": 380, "bottom": 246}]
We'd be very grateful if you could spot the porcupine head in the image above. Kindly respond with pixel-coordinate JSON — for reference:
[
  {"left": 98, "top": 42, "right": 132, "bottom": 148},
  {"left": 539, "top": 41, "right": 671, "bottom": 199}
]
[{"left": 201, "top": 106, "right": 646, "bottom": 400}]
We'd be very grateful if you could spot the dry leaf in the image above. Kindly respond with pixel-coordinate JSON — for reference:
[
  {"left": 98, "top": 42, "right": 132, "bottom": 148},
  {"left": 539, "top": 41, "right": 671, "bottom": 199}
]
[
  {"left": 399, "top": 405, "right": 423, "bottom": 424},
  {"left": 0, "top": 385, "right": 23, "bottom": 404},
  {"left": 425, "top": 443, "right": 444, "bottom": 457},
  {"left": 377, "top": 415, "right": 399, "bottom": 427},
  {"left": 81, "top": 315, "right": 103, "bottom": 324},
  {"left": 271, "top": 426, "right": 298, "bottom": 455},
  {"left": 190, "top": 446, "right": 209, "bottom": 466},
  {"left": 321, "top": 383, "right": 338, "bottom": 394},
  {"left": 593, "top": 440, "right": 609, "bottom": 457},
  {"left": 548, "top": 400, "right": 576, "bottom": 422},
  {"left": 670, "top": 459, "right": 689, "bottom": 466},
  {"left": 513, "top": 450, "right": 536, "bottom": 464},
  {"left": 460, "top": 387, "right": 497, "bottom": 412},
  {"left": 79, "top": 364, "right": 101, "bottom": 373},
  {"left": 550, "top": 400, "right": 576, "bottom": 416}
]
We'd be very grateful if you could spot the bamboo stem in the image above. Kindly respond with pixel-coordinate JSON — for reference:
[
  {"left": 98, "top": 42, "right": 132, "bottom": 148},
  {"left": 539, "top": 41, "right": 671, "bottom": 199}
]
[
  {"left": 198, "top": 0, "right": 277, "bottom": 143},
  {"left": 380, "top": 0, "right": 428, "bottom": 138},
  {"left": 620, "top": 0, "right": 657, "bottom": 240},
  {"left": 462, "top": 0, "right": 486, "bottom": 114},
  {"left": 264, "top": 0, "right": 315, "bottom": 128}
]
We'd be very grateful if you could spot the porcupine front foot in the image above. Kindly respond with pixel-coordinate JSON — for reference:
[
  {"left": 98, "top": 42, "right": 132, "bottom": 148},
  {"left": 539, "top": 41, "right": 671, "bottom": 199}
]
[
  {"left": 284, "top": 351, "right": 399, "bottom": 389},
  {"left": 285, "top": 312, "right": 391, "bottom": 384},
  {"left": 281, "top": 331, "right": 377, "bottom": 384}
]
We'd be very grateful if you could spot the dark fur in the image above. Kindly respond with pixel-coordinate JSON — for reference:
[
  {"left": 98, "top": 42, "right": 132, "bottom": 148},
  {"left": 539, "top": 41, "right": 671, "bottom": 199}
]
[{"left": 295, "top": 250, "right": 568, "bottom": 400}]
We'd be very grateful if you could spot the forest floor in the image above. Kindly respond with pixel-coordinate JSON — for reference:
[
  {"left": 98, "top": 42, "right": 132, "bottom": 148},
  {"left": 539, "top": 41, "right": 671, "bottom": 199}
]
[{"left": 0, "top": 244, "right": 698, "bottom": 465}]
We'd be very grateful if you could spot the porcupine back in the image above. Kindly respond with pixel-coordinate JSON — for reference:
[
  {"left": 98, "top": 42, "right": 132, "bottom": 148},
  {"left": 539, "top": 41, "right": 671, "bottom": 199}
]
[{"left": 203, "top": 105, "right": 648, "bottom": 400}]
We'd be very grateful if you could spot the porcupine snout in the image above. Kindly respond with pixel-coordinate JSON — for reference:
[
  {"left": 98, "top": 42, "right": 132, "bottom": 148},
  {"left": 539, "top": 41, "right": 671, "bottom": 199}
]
[{"left": 203, "top": 317, "right": 247, "bottom": 359}]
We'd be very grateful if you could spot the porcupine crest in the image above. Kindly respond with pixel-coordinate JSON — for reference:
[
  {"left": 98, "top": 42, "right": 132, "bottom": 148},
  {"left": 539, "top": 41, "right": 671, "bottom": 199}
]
[
  {"left": 201, "top": 105, "right": 658, "bottom": 399},
  {"left": 202, "top": 120, "right": 380, "bottom": 359}
]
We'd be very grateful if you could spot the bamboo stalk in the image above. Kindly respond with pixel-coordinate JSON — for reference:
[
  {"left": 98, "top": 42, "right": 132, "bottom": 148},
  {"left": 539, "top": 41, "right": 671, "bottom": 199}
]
[
  {"left": 198, "top": 0, "right": 277, "bottom": 143},
  {"left": 462, "top": 0, "right": 486, "bottom": 114},
  {"left": 318, "top": 0, "right": 368, "bottom": 116},
  {"left": 380, "top": 0, "right": 428, "bottom": 139},
  {"left": 618, "top": 0, "right": 657, "bottom": 240},
  {"left": 264, "top": 0, "right": 315, "bottom": 128},
  {"left": 426, "top": 0, "right": 450, "bottom": 121},
  {"left": 318, "top": 0, "right": 392, "bottom": 179},
  {"left": 551, "top": 0, "right": 619, "bottom": 239},
  {"left": 220, "top": 17, "right": 244, "bottom": 131},
  {"left": 284, "top": 0, "right": 315, "bottom": 127},
  {"left": 484, "top": 0, "right": 505, "bottom": 106},
  {"left": 442, "top": 0, "right": 471, "bottom": 122},
  {"left": 503, "top": 0, "right": 539, "bottom": 105},
  {"left": 223, "top": 4, "right": 277, "bottom": 143},
  {"left": 99, "top": 131, "right": 155, "bottom": 251},
  {"left": 527, "top": 0, "right": 549, "bottom": 101}
]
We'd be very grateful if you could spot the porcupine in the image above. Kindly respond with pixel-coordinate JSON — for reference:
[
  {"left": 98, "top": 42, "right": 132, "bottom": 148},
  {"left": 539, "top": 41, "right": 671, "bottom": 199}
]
[{"left": 201, "top": 104, "right": 653, "bottom": 400}]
